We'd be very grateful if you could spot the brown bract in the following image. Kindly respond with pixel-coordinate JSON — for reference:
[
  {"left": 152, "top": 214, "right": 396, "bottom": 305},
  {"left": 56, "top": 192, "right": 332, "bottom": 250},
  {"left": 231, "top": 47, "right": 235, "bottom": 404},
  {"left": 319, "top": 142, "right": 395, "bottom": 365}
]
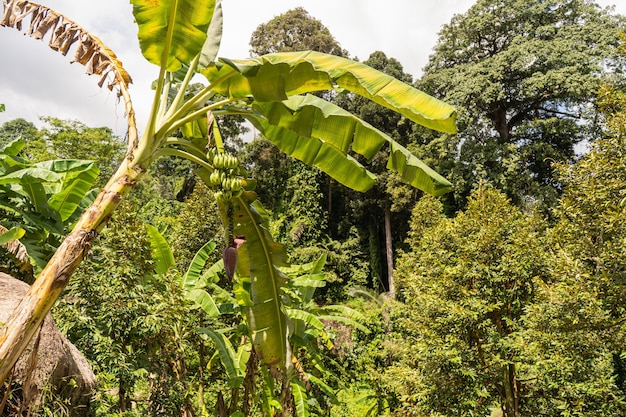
[{"left": 222, "top": 246, "right": 237, "bottom": 282}]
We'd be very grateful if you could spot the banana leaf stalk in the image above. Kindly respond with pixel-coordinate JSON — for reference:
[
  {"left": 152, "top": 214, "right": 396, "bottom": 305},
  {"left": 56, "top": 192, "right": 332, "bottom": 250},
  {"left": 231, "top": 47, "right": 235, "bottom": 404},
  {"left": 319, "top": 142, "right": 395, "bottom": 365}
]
[{"left": 0, "top": 0, "right": 142, "bottom": 382}]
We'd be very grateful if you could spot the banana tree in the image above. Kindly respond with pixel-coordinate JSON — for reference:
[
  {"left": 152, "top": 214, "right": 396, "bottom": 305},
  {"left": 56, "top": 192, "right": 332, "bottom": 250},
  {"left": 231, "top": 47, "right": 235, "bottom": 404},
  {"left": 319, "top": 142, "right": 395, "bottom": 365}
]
[
  {"left": 0, "top": 0, "right": 456, "bottom": 390},
  {"left": 0, "top": 138, "right": 99, "bottom": 278},
  {"left": 147, "top": 224, "right": 363, "bottom": 415}
]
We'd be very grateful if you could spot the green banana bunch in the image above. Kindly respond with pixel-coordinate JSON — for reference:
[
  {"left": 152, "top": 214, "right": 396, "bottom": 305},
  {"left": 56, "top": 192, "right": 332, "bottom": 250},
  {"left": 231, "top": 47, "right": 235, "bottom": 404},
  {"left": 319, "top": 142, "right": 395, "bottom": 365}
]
[{"left": 207, "top": 150, "right": 245, "bottom": 202}]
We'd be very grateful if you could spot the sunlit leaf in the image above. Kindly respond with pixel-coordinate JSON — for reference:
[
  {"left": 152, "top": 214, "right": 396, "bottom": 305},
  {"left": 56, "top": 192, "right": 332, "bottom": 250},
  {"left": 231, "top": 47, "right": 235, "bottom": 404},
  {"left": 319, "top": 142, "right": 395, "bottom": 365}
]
[
  {"left": 198, "top": 327, "right": 243, "bottom": 385},
  {"left": 145, "top": 224, "right": 175, "bottom": 274},
  {"left": 40, "top": 160, "right": 99, "bottom": 222},
  {"left": 222, "top": 191, "right": 290, "bottom": 370},
  {"left": 0, "top": 226, "right": 25, "bottom": 245},
  {"left": 131, "top": 0, "right": 217, "bottom": 71},
  {"left": 248, "top": 94, "right": 452, "bottom": 195},
  {"left": 291, "top": 380, "right": 310, "bottom": 417},
  {"left": 182, "top": 240, "right": 216, "bottom": 290},
  {"left": 187, "top": 289, "right": 220, "bottom": 318},
  {"left": 198, "top": 0, "right": 222, "bottom": 69},
  {"left": 204, "top": 51, "right": 457, "bottom": 133},
  {"left": 248, "top": 115, "right": 376, "bottom": 192}
]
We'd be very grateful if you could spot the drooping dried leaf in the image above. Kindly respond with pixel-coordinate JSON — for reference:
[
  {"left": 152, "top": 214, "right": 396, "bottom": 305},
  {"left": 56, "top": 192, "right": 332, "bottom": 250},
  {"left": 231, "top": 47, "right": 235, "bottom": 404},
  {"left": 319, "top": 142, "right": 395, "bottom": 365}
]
[
  {"left": 1, "top": 0, "right": 137, "bottom": 144},
  {"left": 1, "top": 1, "right": 132, "bottom": 95}
]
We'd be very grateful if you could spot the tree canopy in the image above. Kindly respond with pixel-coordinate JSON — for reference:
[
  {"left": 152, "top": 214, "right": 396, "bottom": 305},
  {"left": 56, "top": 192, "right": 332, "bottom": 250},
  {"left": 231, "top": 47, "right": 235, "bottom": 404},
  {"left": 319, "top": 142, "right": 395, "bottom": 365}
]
[
  {"left": 418, "top": 0, "right": 626, "bottom": 211},
  {"left": 249, "top": 7, "right": 347, "bottom": 57}
]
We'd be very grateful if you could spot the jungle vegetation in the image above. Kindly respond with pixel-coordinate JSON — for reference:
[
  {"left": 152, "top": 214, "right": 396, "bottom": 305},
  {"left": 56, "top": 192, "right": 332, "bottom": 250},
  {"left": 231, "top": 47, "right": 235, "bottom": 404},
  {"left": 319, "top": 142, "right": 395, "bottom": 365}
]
[{"left": 1, "top": 1, "right": 625, "bottom": 416}]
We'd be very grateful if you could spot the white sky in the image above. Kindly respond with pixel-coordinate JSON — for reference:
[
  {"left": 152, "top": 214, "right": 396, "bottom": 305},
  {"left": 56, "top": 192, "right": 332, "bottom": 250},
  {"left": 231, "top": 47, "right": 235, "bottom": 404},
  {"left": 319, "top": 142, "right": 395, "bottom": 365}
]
[{"left": 0, "top": 0, "right": 624, "bottom": 137}]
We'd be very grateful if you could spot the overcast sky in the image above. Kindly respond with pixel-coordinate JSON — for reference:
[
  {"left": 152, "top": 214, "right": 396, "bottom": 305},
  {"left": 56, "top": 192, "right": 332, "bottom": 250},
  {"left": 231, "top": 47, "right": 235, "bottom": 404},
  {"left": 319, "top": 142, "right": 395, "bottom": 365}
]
[{"left": 1, "top": 0, "right": 624, "bottom": 137}]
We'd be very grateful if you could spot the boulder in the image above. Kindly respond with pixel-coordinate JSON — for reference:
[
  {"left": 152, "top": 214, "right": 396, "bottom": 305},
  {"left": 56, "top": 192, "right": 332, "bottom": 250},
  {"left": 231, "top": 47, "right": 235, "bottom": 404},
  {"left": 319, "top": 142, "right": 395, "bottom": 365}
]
[{"left": 0, "top": 272, "right": 96, "bottom": 416}]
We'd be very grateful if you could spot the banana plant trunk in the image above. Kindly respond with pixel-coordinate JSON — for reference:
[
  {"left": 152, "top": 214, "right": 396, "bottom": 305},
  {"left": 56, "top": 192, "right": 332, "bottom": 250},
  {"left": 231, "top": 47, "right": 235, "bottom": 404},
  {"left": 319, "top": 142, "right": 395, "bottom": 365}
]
[
  {"left": 0, "top": 153, "right": 144, "bottom": 385},
  {"left": 0, "top": 0, "right": 146, "bottom": 386}
]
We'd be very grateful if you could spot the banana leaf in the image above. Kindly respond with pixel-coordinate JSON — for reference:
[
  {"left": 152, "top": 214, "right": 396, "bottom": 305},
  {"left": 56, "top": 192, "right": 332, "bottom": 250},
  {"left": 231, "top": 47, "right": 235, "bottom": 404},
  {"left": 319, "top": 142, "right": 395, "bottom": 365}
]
[
  {"left": 131, "top": 0, "right": 217, "bottom": 72},
  {"left": 182, "top": 240, "right": 216, "bottom": 291},
  {"left": 39, "top": 160, "right": 99, "bottom": 222},
  {"left": 187, "top": 289, "right": 220, "bottom": 318},
  {"left": 145, "top": 224, "right": 175, "bottom": 274},
  {"left": 0, "top": 226, "right": 25, "bottom": 245},
  {"left": 198, "top": 327, "right": 243, "bottom": 386},
  {"left": 291, "top": 380, "right": 310, "bottom": 417},
  {"left": 248, "top": 94, "right": 452, "bottom": 195},
  {"left": 203, "top": 50, "right": 457, "bottom": 134},
  {"left": 221, "top": 191, "right": 290, "bottom": 371}
]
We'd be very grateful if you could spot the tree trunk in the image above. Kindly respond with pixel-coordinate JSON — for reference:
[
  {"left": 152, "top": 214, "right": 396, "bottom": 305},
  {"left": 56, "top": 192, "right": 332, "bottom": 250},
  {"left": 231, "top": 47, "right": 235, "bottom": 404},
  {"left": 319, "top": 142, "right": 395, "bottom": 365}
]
[
  {"left": 367, "top": 221, "right": 383, "bottom": 291},
  {"left": 119, "top": 377, "right": 127, "bottom": 413},
  {"left": 0, "top": 157, "right": 144, "bottom": 385},
  {"left": 502, "top": 362, "right": 519, "bottom": 417},
  {"left": 384, "top": 206, "right": 395, "bottom": 299}
]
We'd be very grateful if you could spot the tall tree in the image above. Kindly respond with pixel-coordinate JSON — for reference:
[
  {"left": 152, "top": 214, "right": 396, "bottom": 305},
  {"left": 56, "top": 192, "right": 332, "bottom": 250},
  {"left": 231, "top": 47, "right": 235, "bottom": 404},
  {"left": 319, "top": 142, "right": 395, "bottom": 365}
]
[
  {"left": 394, "top": 188, "right": 547, "bottom": 417},
  {"left": 0, "top": 118, "right": 41, "bottom": 149},
  {"left": 27, "top": 117, "right": 125, "bottom": 184},
  {"left": 249, "top": 7, "right": 347, "bottom": 57},
  {"left": 418, "top": 0, "right": 625, "bottom": 211},
  {"left": 518, "top": 70, "right": 626, "bottom": 415}
]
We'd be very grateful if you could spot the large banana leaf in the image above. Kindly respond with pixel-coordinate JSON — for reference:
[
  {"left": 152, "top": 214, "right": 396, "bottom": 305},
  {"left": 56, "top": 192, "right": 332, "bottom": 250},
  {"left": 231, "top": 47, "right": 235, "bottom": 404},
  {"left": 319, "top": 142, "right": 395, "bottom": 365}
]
[
  {"left": 1, "top": 162, "right": 97, "bottom": 224},
  {"left": 291, "top": 380, "right": 310, "bottom": 417},
  {"left": 221, "top": 191, "right": 290, "bottom": 370},
  {"left": 38, "top": 160, "right": 99, "bottom": 222},
  {"left": 198, "top": 0, "right": 223, "bottom": 70},
  {"left": 248, "top": 94, "right": 452, "bottom": 195},
  {"left": 248, "top": 115, "right": 375, "bottom": 192},
  {"left": 203, "top": 51, "right": 457, "bottom": 134},
  {"left": 0, "top": 169, "right": 56, "bottom": 218},
  {"left": 0, "top": 151, "right": 99, "bottom": 222},
  {"left": 0, "top": 138, "right": 25, "bottom": 157},
  {"left": 198, "top": 327, "right": 243, "bottom": 386},
  {"left": 131, "top": 0, "right": 217, "bottom": 72}
]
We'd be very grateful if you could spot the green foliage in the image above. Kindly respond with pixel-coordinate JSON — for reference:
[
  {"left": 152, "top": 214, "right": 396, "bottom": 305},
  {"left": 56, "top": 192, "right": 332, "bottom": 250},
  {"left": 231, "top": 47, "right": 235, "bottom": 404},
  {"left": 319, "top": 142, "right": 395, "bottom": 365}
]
[
  {"left": 551, "top": 83, "right": 626, "bottom": 320},
  {"left": 273, "top": 163, "right": 327, "bottom": 249},
  {"left": 57, "top": 201, "right": 196, "bottom": 416},
  {"left": 25, "top": 118, "right": 125, "bottom": 184},
  {"left": 0, "top": 118, "right": 41, "bottom": 149},
  {"left": 131, "top": 0, "right": 217, "bottom": 72},
  {"left": 2, "top": 0, "right": 457, "bottom": 413},
  {"left": 393, "top": 188, "right": 547, "bottom": 416},
  {"left": 249, "top": 7, "right": 348, "bottom": 57},
  {"left": 332, "top": 51, "right": 421, "bottom": 294},
  {"left": 418, "top": 0, "right": 626, "bottom": 211},
  {"left": 373, "top": 110, "right": 626, "bottom": 415},
  {"left": 169, "top": 181, "right": 223, "bottom": 270},
  {"left": 512, "top": 73, "right": 626, "bottom": 416},
  {"left": 172, "top": 232, "right": 363, "bottom": 415},
  {"left": 0, "top": 138, "right": 98, "bottom": 274}
]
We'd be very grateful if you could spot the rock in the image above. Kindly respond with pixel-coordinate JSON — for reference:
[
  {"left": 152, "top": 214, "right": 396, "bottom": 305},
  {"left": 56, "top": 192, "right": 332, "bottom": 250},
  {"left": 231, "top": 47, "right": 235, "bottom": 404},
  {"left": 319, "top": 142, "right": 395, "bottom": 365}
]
[{"left": 0, "top": 272, "right": 96, "bottom": 416}]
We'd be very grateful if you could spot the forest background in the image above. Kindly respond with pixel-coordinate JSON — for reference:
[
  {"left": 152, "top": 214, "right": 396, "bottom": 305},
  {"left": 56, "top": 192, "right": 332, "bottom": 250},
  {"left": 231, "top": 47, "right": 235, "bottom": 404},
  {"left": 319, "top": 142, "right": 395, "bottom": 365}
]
[{"left": 1, "top": 0, "right": 626, "bottom": 416}]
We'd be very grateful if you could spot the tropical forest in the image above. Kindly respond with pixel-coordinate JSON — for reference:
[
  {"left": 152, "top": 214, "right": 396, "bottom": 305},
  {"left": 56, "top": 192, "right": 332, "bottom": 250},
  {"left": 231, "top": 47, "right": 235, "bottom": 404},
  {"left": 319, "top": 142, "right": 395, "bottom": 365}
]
[{"left": 1, "top": 0, "right": 625, "bottom": 416}]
